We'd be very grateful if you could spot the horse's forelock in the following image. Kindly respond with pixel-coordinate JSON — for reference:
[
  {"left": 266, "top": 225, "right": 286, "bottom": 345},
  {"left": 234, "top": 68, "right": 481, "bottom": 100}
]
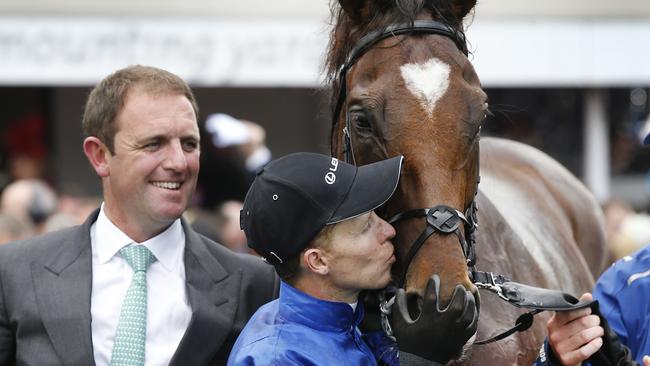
[{"left": 325, "top": 0, "right": 462, "bottom": 79}]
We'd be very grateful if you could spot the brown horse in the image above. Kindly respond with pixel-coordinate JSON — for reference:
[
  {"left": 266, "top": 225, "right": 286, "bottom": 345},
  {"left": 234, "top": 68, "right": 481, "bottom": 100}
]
[{"left": 326, "top": 0, "right": 607, "bottom": 364}]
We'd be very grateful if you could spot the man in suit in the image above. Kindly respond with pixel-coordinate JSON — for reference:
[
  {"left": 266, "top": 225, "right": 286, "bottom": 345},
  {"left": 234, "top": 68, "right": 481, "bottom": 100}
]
[{"left": 0, "top": 65, "right": 279, "bottom": 366}]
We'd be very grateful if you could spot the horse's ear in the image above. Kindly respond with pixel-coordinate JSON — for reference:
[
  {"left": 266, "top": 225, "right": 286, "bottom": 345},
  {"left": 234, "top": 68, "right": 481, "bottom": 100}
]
[
  {"left": 451, "top": 0, "right": 477, "bottom": 21},
  {"left": 338, "top": 0, "right": 367, "bottom": 22}
]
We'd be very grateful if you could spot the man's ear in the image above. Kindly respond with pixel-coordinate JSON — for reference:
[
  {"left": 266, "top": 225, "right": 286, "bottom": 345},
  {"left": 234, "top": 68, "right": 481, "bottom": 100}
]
[
  {"left": 83, "top": 136, "right": 112, "bottom": 178},
  {"left": 303, "top": 248, "right": 329, "bottom": 276}
]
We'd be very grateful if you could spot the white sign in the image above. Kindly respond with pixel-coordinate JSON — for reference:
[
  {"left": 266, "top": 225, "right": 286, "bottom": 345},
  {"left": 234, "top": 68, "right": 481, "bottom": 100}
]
[
  {"left": 468, "top": 20, "right": 650, "bottom": 87},
  {"left": 0, "top": 16, "right": 649, "bottom": 87},
  {"left": 0, "top": 17, "right": 328, "bottom": 86}
]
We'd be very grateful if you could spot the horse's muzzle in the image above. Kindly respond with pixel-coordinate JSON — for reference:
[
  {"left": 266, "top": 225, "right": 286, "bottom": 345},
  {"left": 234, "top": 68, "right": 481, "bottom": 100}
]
[{"left": 405, "top": 278, "right": 481, "bottom": 362}]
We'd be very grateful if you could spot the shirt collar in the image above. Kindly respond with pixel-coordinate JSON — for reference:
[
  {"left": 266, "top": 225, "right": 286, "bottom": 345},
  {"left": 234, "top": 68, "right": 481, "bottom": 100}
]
[
  {"left": 278, "top": 281, "right": 364, "bottom": 332},
  {"left": 94, "top": 204, "right": 185, "bottom": 272}
]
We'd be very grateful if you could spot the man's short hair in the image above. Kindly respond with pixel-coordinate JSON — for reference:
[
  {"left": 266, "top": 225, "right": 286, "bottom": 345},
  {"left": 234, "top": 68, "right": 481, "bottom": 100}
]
[
  {"left": 82, "top": 65, "right": 199, "bottom": 153},
  {"left": 273, "top": 224, "right": 335, "bottom": 284}
]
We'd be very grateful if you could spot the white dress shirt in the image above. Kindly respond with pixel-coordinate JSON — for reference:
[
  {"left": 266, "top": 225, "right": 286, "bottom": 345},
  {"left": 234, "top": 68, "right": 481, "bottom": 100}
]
[{"left": 90, "top": 206, "right": 192, "bottom": 366}]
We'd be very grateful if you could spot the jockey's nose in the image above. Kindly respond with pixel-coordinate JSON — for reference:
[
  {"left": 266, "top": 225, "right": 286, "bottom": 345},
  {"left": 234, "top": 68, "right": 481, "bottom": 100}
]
[{"left": 380, "top": 217, "right": 396, "bottom": 241}]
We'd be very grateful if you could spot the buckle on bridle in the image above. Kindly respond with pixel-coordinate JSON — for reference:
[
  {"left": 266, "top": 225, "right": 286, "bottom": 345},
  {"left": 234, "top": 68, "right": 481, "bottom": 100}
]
[
  {"left": 427, "top": 205, "right": 462, "bottom": 233},
  {"left": 379, "top": 291, "right": 397, "bottom": 342},
  {"left": 473, "top": 271, "right": 509, "bottom": 302}
]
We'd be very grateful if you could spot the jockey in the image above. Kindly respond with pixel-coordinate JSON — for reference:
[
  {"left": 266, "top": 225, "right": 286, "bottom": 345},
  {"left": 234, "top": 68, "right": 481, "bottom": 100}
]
[
  {"left": 228, "top": 152, "right": 478, "bottom": 366},
  {"left": 534, "top": 131, "right": 650, "bottom": 366}
]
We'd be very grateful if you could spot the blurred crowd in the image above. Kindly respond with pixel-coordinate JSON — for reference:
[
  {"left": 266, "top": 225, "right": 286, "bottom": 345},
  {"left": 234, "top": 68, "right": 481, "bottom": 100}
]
[
  {"left": 5, "top": 183, "right": 650, "bottom": 265},
  {"left": 0, "top": 178, "right": 99, "bottom": 243},
  {"left": 603, "top": 199, "right": 650, "bottom": 262}
]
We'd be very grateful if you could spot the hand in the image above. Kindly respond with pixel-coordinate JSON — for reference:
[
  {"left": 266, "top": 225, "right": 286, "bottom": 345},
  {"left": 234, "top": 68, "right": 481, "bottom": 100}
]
[
  {"left": 644, "top": 355, "right": 650, "bottom": 366},
  {"left": 586, "top": 300, "right": 637, "bottom": 366},
  {"left": 391, "top": 274, "right": 479, "bottom": 364},
  {"left": 547, "top": 293, "right": 604, "bottom": 366}
]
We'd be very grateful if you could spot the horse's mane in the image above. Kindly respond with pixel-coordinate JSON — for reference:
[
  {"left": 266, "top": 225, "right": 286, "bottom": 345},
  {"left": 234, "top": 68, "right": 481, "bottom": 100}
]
[{"left": 324, "top": 0, "right": 465, "bottom": 83}]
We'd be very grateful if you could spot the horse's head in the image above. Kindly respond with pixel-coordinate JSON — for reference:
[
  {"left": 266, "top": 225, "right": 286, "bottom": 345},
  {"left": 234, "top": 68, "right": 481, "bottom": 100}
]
[{"left": 327, "top": 0, "right": 487, "bottom": 326}]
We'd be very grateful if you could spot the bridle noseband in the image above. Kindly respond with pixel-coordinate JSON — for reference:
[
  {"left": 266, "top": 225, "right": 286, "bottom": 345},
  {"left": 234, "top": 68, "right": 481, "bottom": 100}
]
[
  {"left": 388, "top": 203, "right": 478, "bottom": 287},
  {"left": 332, "top": 20, "right": 477, "bottom": 286}
]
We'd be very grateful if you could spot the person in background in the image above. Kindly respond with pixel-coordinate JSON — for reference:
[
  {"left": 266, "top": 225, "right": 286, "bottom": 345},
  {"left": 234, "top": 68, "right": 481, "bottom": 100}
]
[
  {"left": 0, "top": 178, "right": 57, "bottom": 234},
  {"left": 214, "top": 200, "right": 251, "bottom": 254},
  {"left": 185, "top": 207, "right": 225, "bottom": 244},
  {"left": 198, "top": 113, "right": 271, "bottom": 209},
  {"left": 204, "top": 113, "right": 271, "bottom": 178},
  {"left": 3, "top": 113, "right": 48, "bottom": 181},
  {"left": 602, "top": 199, "right": 650, "bottom": 261},
  {"left": 229, "top": 152, "right": 478, "bottom": 366},
  {"left": 42, "top": 212, "right": 83, "bottom": 233},
  {"left": 534, "top": 131, "right": 650, "bottom": 366},
  {"left": 0, "top": 65, "right": 277, "bottom": 365},
  {"left": 0, "top": 212, "right": 34, "bottom": 244}
]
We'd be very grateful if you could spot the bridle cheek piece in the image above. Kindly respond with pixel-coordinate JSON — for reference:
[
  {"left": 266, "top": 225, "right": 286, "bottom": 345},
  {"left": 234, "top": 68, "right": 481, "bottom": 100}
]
[{"left": 388, "top": 203, "right": 478, "bottom": 287}]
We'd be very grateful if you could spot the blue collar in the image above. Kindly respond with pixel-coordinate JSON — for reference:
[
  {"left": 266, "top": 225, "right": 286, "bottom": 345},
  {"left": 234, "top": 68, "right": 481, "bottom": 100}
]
[{"left": 278, "top": 281, "right": 364, "bottom": 332}]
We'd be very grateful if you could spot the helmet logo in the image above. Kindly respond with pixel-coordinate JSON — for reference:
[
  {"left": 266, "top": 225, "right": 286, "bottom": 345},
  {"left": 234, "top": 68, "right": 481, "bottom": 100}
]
[
  {"left": 325, "top": 158, "right": 339, "bottom": 185},
  {"left": 325, "top": 172, "right": 336, "bottom": 184}
]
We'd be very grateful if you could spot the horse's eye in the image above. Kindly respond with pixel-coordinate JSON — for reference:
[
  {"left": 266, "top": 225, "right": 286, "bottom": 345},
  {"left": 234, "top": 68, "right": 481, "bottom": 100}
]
[{"left": 349, "top": 110, "right": 372, "bottom": 130}]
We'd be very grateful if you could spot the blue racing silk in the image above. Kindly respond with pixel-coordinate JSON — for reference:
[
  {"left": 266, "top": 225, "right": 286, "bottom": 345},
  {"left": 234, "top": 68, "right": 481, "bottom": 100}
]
[
  {"left": 227, "top": 281, "right": 398, "bottom": 366},
  {"left": 533, "top": 244, "right": 650, "bottom": 366},
  {"left": 592, "top": 245, "right": 650, "bottom": 365}
]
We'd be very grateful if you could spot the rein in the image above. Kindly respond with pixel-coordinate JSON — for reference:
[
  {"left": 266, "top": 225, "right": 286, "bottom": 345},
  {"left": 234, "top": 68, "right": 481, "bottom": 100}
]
[{"left": 333, "top": 19, "right": 594, "bottom": 347}]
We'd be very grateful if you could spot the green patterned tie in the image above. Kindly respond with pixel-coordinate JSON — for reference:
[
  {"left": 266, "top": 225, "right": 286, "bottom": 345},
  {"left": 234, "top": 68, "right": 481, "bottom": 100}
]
[{"left": 110, "top": 245, "right": 156, "bottom": 366}]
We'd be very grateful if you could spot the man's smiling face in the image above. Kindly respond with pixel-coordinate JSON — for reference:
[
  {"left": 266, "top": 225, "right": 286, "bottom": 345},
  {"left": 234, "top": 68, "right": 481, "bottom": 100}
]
[{"left": 102, "top": 88, "right": 200, "bottom": 237}]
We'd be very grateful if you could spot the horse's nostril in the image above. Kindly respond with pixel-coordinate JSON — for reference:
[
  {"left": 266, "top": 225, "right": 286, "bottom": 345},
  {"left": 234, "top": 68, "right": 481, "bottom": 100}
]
[{"left": 406, "top": 292, "right": 422, "bottom": 319}]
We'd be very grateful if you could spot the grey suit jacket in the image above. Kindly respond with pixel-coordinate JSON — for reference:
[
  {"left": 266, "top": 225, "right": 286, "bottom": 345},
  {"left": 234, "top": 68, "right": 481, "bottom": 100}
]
[{"left": 0, "top": 209, "right": 279, "bottom": 366}]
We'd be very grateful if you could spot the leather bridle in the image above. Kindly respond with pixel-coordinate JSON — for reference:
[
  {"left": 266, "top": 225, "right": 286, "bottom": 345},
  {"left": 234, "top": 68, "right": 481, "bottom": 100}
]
[
  {"left": 331, "top": 20, "right": 478, "bottom": 287},
  {"left": 332, "top": 18, "right": 596, "bottom": 346},
  {"left": 388, "top": 203, "right": 478, "bottom": 287}
]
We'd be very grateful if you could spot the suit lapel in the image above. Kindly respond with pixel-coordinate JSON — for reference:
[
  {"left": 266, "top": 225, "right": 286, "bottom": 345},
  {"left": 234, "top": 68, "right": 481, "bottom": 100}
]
[
  {"left": 170, "top": 222, "right": 241, "bottom": 366},
  {"left": 31, "top": 210, "right": 98, "bottom": 366}
]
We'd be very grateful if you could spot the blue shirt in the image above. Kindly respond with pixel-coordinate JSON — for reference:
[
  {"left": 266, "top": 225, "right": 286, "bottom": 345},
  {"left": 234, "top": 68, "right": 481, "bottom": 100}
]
[
  {"left": 534, "top": 244, "right": 650, "bottom": 365},
  {"left": 228, "top": 281, "right": 398, "bottom": 366},
  {"left": 592, "top": 245, "right": 650, "bottom": 364}
]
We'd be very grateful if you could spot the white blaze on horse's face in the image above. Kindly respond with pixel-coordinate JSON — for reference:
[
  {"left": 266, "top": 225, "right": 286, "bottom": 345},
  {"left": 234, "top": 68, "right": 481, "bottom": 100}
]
[{"left": 400, "top": 57, "right": 451, "bottom": 117}]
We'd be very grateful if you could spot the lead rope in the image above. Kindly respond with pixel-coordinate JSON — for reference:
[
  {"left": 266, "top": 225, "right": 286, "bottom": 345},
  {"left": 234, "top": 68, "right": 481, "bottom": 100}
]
[{"left": 474, "top": 310, "right": 541, "bottom": 345}]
